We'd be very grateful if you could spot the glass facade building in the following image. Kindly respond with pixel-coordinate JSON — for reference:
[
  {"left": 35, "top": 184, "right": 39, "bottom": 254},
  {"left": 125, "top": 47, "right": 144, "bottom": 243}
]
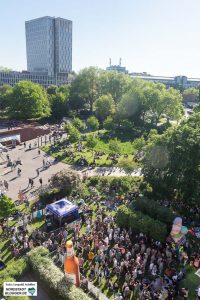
[{"left": 25, "top": 16, "right": 72, "bottom": 76}]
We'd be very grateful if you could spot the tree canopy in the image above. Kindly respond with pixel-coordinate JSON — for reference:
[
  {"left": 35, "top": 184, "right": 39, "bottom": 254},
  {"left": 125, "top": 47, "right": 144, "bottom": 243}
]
[
  {"left": 8, "top": 81, "right": 50, "bottom": 119},
  {"left": 143, "top": 112, "right": 200, "bottom": 204},
  {"left": 86, "top": 116, "right": 99, "bottom": 131},
  {"left": 94, "top": 94, "right": 115, "bottom": 122},
  {"left": 0, "top": 195, "right": 16, "bottom": 220}
]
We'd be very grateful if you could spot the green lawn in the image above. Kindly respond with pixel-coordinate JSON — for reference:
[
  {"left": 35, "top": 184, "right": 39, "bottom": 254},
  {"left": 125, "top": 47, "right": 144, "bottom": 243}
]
[{"left": 42, "top": 132, "right": 141, "bottom": 168}]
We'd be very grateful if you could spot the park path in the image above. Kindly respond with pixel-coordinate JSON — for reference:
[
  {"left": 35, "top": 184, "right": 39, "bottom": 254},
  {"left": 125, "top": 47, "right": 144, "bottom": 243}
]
[{"left": 0, "top": 137, "right": 141, "bottom": 201}]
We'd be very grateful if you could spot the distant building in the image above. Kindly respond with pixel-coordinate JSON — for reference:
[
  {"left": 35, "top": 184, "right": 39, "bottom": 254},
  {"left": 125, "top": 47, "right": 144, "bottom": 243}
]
[
  {"left": 106, "top": 58, "right": 128, "bottom": 74},
  {"left": 0, "top": 71, "right": 69, "bottom": 88},
  {"left": 0, "top": 16, "right": 72, "bottom": 88},
  {"left": 130, "top": 73, "right": 200, "bottom": 88},
  {"left": 25, "top": 16, "right": 72, "bottom": 76}
]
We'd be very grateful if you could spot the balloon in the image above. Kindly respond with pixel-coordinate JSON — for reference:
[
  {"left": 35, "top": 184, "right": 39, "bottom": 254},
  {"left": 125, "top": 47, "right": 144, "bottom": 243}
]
[{"left": 181, "top": 226, "right": 188, "bottom": 235}]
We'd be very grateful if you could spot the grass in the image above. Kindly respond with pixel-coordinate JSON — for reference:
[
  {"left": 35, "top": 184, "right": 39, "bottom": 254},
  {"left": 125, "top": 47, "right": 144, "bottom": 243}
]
[{"left": 42, "top": 130, "right": 142, "bottom": 168}]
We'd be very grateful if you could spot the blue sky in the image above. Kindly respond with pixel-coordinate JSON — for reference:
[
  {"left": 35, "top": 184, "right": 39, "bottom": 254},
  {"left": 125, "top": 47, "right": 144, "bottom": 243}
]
[{"left": 1, "top": 0, "right": 200, "bottom": 77}]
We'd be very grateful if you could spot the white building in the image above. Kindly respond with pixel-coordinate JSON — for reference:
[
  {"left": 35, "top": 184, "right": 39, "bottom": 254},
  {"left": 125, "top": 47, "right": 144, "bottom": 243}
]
[{"left": 25, "top": 16, "right": 72, "bottom": 76}]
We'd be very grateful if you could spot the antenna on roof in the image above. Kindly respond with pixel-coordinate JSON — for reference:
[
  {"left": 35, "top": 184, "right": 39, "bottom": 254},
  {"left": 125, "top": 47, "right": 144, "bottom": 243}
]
[
  {"left": 109, "top": 58, "right": 111, "bottom": 66},
  {"left": 119, "top": 58, "right": 122, "bottom": 66}
]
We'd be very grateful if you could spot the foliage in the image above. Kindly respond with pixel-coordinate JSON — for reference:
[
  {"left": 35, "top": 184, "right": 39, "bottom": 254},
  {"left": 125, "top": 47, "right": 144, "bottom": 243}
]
[
  {"left": 117, "top": 159, "right": 138, "bottom": 175},
  {"left": 69, "top": 67, "right": 101, "bottom": 112},
  {"left": 109, "top": 138, "right": 121, "bottom": 154},
  {"left": 39, "top": 189, "right": 66, "bottom": 206},
  {"left": 94, "top": 94, "right": 114, "bottom": 121},
  {"left": 98, "top": 70, "right": 132, "bottom": 103},
  {"left": 8, "top": 81, "right": 51, "bottom": 119},
  {"left": 50, "top": 169, "right": 82, "bottom": 196},
  {"left": 116, "top": 205, "right": 167, "bottom": 242},
  {"left": 86, "top": 133, "right": 99, "bottom": 151},
  {"left": 65, "top": 124, "right": 81, "bottom": 143},
  {"left": 118, "top": 80, "right": 184, "bottom": 127},
  {"left": 103, "top": 116, "right": 115, "bottom": 130},
  {"left": 49, "top": 85, "right": 70, "bottom": 120},
  {"left": 27, "top": 247, "right": 91, "bottom": 300},
  {"left": 143, "top": 113, "right": 200, "bottom": 204},
  {"left": 72, "top": 117, "right": 86, "bottom": 131},
  {"left": 133, "top": 197, "right": 174, "bottom": 224},
  {"left": 0, "top": 194, "right": 16, "bottom": 219},
  {"left": 132, "top": 136, "right": 146, "bottom": 151},
  {"left": 86, "top": 116, "right": 99, "bottom": 131},
  {"left": 0, "top": 84, "right": 12, "bottom": 110},
  {"left": 85, "top": 176, "right": 143, "bottom": 195},
  {"left": 182, "top": 87, "right": 199, "bottom": 103}
]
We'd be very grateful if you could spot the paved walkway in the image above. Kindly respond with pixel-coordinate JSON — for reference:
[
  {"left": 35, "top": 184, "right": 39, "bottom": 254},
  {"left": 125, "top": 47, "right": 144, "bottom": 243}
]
[{"left": 0, "top": 137, "right": 141, "bottom": 200}]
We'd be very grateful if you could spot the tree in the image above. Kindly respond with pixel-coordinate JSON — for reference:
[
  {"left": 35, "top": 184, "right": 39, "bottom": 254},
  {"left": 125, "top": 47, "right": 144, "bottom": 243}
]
[
  {"left": 109, "top": 138, "right": 121, "bottom": 154},
  {"left": 103, "top": 116, "right": 114, "bottom": 130},
  {"left": 69, "top": 67, "right": 101, "bottom": 112},
  {"left": 98, "top": 71, "right": 132, "bottom": 104},
  {"left": 94, "top": 94, "right": 114, "bottom": 121},
  {"left": 117, "top": 159, "right": 138, "bottom": 175},
  {"left": 143, "top": 113, "right": 200, "bottom": 204},
  {"left": 0, "top": 85, "right": 12, "bottom": 110},
  {"left": 50, "top": 93, "right": 68, "bottom": 120},
  {"left": 72, "top": 117, "right": 86, "bottom": 132},
  {"left": 86, "top": 116, "right": 99, "bottom": 131},
  {"left": 46, "top": 85, "right": 58, "bottom": 95},
  {"left": 86, "top": 134, "right": 99, "bottom": 158},
  {"left": 0, "top": 194, "right": 16, "bottom": 220},
  {"left": 67, "top": 125, "right": 81, "bottom": 143},
  {"left": 182, "top": 88, "right": 199, "bottom": 103},
  {"left": 50, "top": 170, "right": 81, "bottom": 196},
  {"left": 132, "top": 137, "right": 146, "bottom": 152},
  {"left": 118, "top": 83, "right": 146, "bottom": 126},
  {"left": 8, "top": 81, "right": 51, "bottom": 119}
]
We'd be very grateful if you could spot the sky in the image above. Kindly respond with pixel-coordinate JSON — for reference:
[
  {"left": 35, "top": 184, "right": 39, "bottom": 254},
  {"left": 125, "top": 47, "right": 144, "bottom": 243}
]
[{"left": 1, "top": 0, "right": 200, "bottom": 77}]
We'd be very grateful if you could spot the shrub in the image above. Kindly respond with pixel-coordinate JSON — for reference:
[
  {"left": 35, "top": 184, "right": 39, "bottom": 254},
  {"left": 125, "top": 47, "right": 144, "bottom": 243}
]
[
  {"left": 28, "top": 247, "right": 91, "bottom": 300},
  {"left": 134, "top": 197, "right": 174, "bottom": 224},
  {"left": 116, "top": 205, "right": 167, "bottom": 242},
  {"left": 86, "top": 116, "right": 99, "bottom": 131},
  {"left": 50, "top": 170, "right": 82, "bottom": 196},
  {"left": 85, "top": 176, "right": 143, "bottom": 195},
  {"left": 39, "top": 189, "right": 66, "bottom": 206},
  {"left": 72, "top": 117, "right": 86, "bottom": 132}
]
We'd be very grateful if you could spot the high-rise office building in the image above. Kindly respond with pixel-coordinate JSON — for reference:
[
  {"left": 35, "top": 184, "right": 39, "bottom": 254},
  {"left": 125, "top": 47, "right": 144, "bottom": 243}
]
[{"left": 25, "top": 16, "right": 72, "bottom": 76}]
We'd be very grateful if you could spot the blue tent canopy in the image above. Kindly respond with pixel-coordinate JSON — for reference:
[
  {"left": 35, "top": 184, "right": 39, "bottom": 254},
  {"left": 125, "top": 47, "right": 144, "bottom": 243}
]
[{"left": 47, "top": 198, "right": 78, "bottom": 219}]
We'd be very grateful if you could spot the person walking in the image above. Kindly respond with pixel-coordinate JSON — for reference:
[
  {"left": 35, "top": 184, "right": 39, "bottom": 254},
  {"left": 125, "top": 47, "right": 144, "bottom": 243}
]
[
  {"left": 4, "top": 180, "right": 8, "bottom": 190},
  {"left": 36, "top": 168, "right": 40, "bottom": 177},
  {"left": 39, "top": 178, "right": 43, "bottom": 186},
  {"left": 31, "top": 179, "right": 34, "bottom": 188},
  {"left": 17, "top": 168, "right": 21, "bottom": 177},
  {"left": 38, "top": 149, "right": 41, "bottom": 155},
  {"left": 28, "top": 178, "right": 32, "bottom": 188}
]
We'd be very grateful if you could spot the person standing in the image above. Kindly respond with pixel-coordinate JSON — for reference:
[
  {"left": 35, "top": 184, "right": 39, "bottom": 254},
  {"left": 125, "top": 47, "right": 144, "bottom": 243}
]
[
  {"left": 39, "top": 178, "right": 43, "bottom": 186},
  {"left": 36, "top": 168, "right": 40, "bottom": 177},
  {"left": 4, "top": 180, "right": 8, "bottom": 190},
  {"left": 31, "top": 179, "right": 34, "bottom": 188}
]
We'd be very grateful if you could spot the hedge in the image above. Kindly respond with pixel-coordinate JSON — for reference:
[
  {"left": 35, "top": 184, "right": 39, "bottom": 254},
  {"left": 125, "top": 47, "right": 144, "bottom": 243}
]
[
  {"left": 39, "top": 188, "right": 66, "bottom": 206},
  {"left": 133, "top": 197, "right": 174, "bottom": 224},
  {"left": 86, "top": 176, "right": 143, "bottom": 194},
  {"left": 116, "top": 205, "right": 167, "bottom": 242},
  {"left": 0, "top": 258, "right": 29, "bottom": 298},
  {"left": 27, "top": 247, "right": 91, "bottom": 300}
]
